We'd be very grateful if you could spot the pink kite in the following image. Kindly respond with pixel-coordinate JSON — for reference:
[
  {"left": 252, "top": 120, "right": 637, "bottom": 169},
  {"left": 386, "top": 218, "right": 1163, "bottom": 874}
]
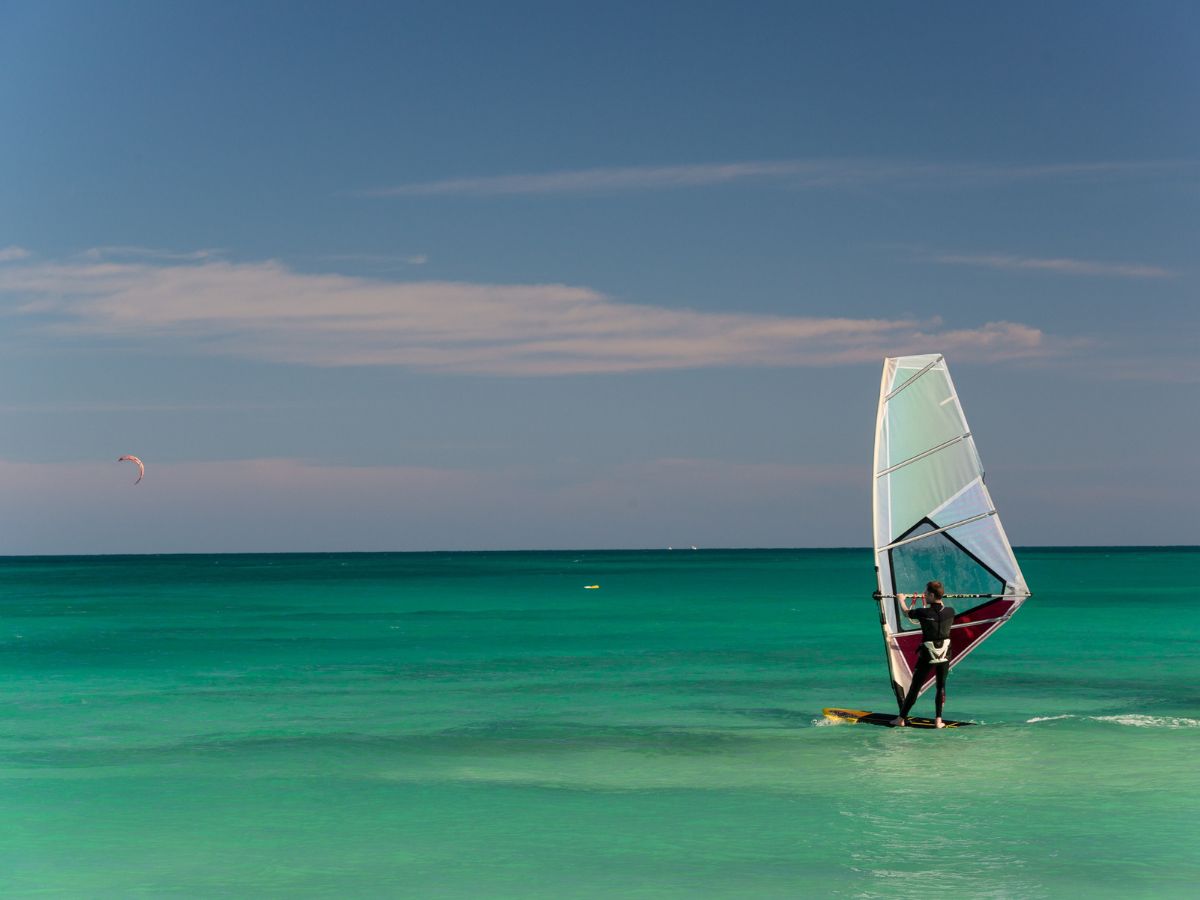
[{"left": 117, "top": 455, "right": 144, "bottom": 484}]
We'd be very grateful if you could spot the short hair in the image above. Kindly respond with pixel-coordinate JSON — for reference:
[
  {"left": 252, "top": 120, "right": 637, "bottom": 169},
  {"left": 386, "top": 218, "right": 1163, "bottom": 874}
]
[{"left": 926, "top": 580, "right": 945, "bottom": 600}]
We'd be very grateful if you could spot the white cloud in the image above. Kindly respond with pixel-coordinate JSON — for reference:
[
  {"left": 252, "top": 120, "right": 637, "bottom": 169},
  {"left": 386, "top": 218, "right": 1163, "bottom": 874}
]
[
  {"left": 358, "top": 158, "right": 1198, "bottom": 198},
  {"left": 0, "top": 255, "right": 1063, "bottom": 375},
  {"left": 932, "top": 253, "right": 1173, "bottom": 279},
  {"left": 81, "top": 245, "right": 224, "bottom": 262},
  {"left": 0, "top": 246, "right": 32, "bottom": 262}
]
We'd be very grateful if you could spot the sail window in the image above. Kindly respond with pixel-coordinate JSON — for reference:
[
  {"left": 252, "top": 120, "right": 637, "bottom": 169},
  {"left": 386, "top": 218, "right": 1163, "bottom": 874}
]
[{"left": 889, "top": 519, "right": 1005, "bottom": 612}]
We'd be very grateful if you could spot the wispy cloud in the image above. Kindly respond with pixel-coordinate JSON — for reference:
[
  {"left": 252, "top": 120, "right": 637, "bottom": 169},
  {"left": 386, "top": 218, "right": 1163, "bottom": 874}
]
[
  {"left": 363, "top": 161, "right": 813, "bottom": 196},
  {"left": 82, "top": 245, "right": 225, "bottom": 262},
  {"left": 358, "top": 158, "right": 1198, "bottom": 198},
  {"left": 319, "top": 252, "right": 429, "bottom": 266},
  {"left": 0, "top": 246, "right": 32, "bottom": 262},
  {"left": 932, "top": 253, "right": 1173, "bottom": 279},
  {"left": 0, "top": 255, "right": 1066, "bottom": 376}
]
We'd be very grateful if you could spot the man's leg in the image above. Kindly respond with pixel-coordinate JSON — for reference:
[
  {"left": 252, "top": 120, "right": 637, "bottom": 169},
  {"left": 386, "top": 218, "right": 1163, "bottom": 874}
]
[{"left": 933, "top": 662, "right": 948, "bottom": 725}]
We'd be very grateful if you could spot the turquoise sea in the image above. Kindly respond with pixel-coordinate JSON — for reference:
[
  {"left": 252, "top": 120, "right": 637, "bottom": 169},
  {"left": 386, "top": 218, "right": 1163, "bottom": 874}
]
[{"left": 1, "top": 548, "right": 1197, "bottom": 898}]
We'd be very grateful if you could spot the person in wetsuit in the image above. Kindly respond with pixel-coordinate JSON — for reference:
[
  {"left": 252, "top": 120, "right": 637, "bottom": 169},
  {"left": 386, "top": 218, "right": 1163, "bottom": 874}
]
[{"left": 889, "top": 580, "right": 955, "bottom": 729}]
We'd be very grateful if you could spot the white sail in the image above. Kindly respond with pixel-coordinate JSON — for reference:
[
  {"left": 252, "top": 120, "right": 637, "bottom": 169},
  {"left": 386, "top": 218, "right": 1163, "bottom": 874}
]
[{"left": 872, "top": 354, "right": 1030, "bottom": 705}]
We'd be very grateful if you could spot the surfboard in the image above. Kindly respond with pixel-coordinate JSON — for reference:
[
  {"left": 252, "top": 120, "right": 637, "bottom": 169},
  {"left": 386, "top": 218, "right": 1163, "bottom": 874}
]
[{"left": 823, "top": 707, "right": 973, "bottom": 728}]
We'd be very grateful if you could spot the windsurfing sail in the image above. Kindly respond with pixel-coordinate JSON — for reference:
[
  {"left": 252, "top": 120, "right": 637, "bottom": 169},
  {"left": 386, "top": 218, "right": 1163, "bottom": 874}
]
[{"left": 872, "top": 354, "right": 1029, "bottom": 707}]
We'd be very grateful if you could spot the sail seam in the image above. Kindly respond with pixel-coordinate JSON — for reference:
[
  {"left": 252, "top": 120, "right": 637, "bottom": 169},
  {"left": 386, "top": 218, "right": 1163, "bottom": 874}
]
[
  {"left": 884, "top": 356, "right": 943, "bottom": 401},
  {"left": 875, "top": 432, "right": 971, "bottom": 478},
  {"left": 877, "top": 510, "right": 996, "bottom": 551}
]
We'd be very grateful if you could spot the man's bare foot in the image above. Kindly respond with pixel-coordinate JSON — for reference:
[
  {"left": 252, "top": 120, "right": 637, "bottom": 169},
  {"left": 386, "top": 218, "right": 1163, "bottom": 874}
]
[
  {"left": 934, "top": 718, "right": 945, "bottom": 729},
  {"left": 889, "top": 716, "right": 907, "bottom": 727}
]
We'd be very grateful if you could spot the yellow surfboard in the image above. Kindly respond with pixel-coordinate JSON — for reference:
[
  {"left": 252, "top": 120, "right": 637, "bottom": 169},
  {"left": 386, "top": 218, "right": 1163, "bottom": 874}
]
[{"left": 822, "top": 707, "right": 972, "bottom": 728}]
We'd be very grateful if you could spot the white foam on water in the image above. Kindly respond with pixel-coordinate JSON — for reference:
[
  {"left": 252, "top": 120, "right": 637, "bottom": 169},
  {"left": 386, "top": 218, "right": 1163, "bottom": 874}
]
[
  {"left": 1090, "top": 714, "right": 1200, "bottom": 729},
  {"left": 1027, "top": 713, "right": 1200, "bottom": 728}
]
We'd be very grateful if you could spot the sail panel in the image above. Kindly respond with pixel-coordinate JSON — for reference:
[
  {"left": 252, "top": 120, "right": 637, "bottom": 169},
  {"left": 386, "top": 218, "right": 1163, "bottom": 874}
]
[
  {"left": 878, "top": 366, "right": 966, "bottom": 468},
  {"left": 929, "top": 477, "right": 1026, "bottom": 594},
  {"left": 898, "top": 597, "right": 1020, "bottom": 690},
  {"left": 883, "top": 442, "right": 981, "bottom": 544}
]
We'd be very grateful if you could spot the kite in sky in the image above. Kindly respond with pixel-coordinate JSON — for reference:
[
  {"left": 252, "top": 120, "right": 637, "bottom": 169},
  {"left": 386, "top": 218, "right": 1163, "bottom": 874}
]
[{"left": 117, "top": 455, "right": 144, "bottom": 484}]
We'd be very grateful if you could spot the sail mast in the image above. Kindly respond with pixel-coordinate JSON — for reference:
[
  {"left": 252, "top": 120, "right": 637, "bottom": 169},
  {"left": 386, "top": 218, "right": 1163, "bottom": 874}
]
[{"left": 871, "top": 358, "right": 906, "bottom": 707}]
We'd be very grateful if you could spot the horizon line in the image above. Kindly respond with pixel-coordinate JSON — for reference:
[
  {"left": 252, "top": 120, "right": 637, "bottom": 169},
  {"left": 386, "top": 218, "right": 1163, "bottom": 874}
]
[{"left": 2, "top": 543, "right": 1194, "bottom": 560}]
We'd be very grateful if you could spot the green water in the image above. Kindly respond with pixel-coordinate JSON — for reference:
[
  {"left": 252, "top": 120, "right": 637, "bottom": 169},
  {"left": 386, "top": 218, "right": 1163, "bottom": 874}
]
[{"left": 1, "top": 549, "right": 1197, "bottom": 897}]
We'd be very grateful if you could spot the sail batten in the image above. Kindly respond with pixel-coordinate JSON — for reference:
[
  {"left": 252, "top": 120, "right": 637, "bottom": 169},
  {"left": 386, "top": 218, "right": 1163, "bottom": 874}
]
[
  {"left": 876, "top": 432, "right": 972, "bottom": 478},
  {"left": 884, "top": 355, "right": 943, "bottom": 401},
  {"left": 877, "top": 510, "right": 996, "bottom": 551},
  {"left": 871, "top": 354, "right": 1028, "bottom": 706}
]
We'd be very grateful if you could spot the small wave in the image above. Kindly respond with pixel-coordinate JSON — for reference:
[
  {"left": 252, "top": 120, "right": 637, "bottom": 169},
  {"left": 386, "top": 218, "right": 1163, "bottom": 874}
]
[
  {"left": 1027, "top": 713, "right": 1200, "bottom": 728},
  {"left": 812, "top": 717, "right": 841, "bottom": 727},
  {"left": 1091, "top": 714, "right": 1200, "bottom": 729}
]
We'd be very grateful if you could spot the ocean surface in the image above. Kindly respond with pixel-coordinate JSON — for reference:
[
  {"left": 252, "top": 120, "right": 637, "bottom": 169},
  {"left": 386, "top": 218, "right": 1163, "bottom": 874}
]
[{"left": 1, "top": 548, "right": 1197, "bottom": 898}]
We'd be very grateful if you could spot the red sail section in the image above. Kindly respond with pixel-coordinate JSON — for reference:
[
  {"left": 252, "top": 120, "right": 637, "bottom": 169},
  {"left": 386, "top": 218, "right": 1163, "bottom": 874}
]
[{"left": 893, "top": 598, "right": 1018, "bottom": 692}]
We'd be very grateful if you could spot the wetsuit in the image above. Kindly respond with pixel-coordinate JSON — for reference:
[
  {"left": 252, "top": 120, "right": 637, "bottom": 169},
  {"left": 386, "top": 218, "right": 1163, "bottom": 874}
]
[{"left": 897, "top": 603, "right": 955, "bottom": 720}]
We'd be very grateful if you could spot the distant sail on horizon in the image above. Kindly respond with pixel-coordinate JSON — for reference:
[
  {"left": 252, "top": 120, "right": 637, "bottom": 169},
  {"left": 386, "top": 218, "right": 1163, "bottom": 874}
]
[{"left": 872, "top": 354, "right": 1030, "bottom": 707}]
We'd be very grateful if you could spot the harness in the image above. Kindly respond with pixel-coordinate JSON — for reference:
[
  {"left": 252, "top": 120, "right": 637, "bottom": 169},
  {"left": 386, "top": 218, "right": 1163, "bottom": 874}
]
[{"left": 923, "top": 639, "right": 951, "bottom": 664}]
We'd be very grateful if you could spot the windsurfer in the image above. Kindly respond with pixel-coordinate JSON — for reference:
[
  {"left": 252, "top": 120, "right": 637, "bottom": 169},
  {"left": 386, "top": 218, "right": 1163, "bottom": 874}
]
[{"left": 889, "top": 581, "right": 955, "bottom": 728}]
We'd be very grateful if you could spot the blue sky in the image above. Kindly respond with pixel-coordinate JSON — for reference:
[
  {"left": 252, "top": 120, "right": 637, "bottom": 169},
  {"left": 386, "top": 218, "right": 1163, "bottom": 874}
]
[{"left": 1, "top": 1, "right": 1197, "bottom": 553}]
